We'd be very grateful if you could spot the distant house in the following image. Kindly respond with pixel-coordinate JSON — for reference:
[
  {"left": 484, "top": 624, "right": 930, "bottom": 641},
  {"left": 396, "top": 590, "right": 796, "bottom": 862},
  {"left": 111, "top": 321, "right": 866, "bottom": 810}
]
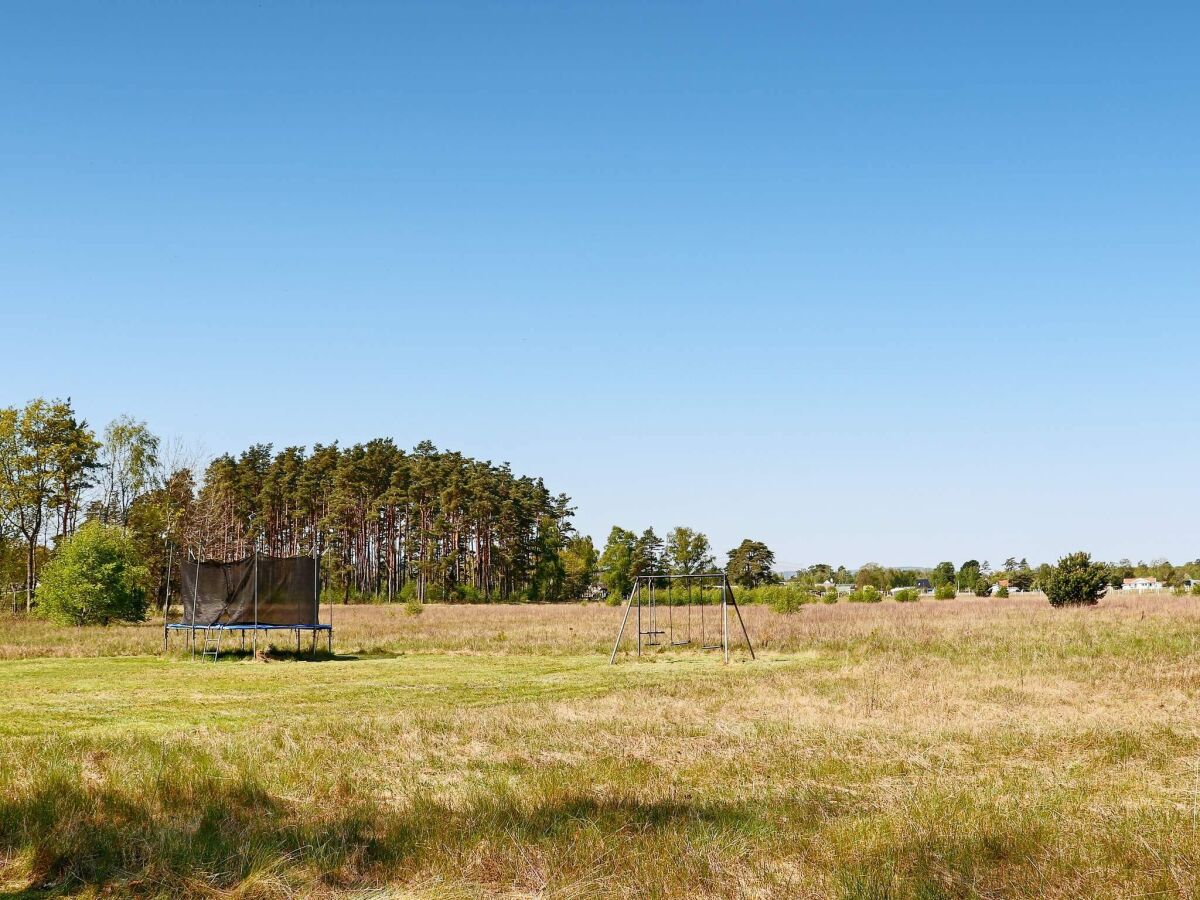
[
  {"left": 989, "top": 579, "right": 1022, "bottom": 595},
  {"left": 835, "top": 583, "right": 855, "bottom": 595},
  {"left": 1123, "top": 577, "right": 1163, "bottom": 592},
  {"left": 914, "top": 578, "right": 932, "bottom": 593},
  {"left": 583, "top": 583, "right": 608, "bottom": 601}
]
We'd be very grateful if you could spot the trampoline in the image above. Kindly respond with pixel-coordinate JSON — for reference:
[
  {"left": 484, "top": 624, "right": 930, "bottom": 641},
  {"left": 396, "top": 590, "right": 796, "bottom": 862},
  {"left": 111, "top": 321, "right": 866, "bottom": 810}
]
[{"left": 166, "top": 551, "right": 332, "bottom": 660}]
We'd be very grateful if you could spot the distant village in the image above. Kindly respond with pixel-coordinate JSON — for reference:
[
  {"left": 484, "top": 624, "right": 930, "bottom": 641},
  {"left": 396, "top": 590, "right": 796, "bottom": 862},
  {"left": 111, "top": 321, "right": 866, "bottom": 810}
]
[{"left": 809, "top": 576, "right": 1199, "bottom": 596}]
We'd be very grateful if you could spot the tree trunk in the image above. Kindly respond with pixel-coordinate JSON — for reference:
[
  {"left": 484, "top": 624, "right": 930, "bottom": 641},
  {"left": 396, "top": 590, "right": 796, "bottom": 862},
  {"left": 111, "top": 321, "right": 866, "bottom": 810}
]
[{"left": 25, "top": 534, "right": 36, "bottom": 613}]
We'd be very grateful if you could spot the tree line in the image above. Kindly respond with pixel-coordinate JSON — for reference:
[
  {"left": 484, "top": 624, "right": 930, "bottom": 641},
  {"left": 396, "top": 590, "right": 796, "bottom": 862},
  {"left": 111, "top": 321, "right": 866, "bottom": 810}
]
[
  {"left": 597, "top": 526, "right": 778, "bottom": 599},
  {"left": 184, "top": 438, "right": 594, "bottom": 602},
  {"left": 4, "top": 397, "right": 1198, "bottom": 618},
  {"left": 0, "top": 397, "right": 595, "bottom": 612},
  {"left": 786, "top": 555, "right": 1200, "bottom": 596}
]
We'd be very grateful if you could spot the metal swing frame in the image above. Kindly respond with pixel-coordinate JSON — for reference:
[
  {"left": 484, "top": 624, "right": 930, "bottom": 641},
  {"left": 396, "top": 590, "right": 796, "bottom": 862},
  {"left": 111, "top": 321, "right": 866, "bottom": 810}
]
[{"left": 609, "top": 572, "right": 755, "bottom": 664}]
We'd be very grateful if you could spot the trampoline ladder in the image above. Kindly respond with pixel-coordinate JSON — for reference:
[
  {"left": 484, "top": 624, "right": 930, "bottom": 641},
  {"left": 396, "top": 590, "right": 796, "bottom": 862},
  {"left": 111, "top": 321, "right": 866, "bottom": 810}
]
[{"left": 201, "top": 629, "right": 222, "bottom": 662}]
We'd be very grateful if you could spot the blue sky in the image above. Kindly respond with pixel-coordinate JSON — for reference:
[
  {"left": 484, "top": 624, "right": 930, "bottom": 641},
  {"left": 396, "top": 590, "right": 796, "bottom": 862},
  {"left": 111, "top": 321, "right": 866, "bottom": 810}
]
[{"left": 3, "top": 2, "right": 1198, "bottom": 568}]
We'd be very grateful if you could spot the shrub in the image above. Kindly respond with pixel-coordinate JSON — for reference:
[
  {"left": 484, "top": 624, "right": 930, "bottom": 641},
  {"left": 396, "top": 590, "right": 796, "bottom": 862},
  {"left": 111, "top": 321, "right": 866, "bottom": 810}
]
[
  {"left": 933, "top": 583, "right": 956, "bottom": 600},
  {"left": 822, "top": 588, "right": 839, "bottom": 604},
  {"left": 848, "top": 586, "right": 882, "bottom": 603},
  {"left": 755, "top": 584, "right": 812, "bottom": 613},
  {"left": 35, "top": 523, "right": 149, "bottom": 626},
  {"left": 995, "top": 585, "right": 1010, "bottom": 598},
  {"left": 892, "top": 588, "right": 919, "bottom": 603},
  {"left": 1044, "top": 551, "right": 1108, "bottom": 607},
  {"left": 768, "top": 587, "right": 809, "bottom": 614},
  {"left": 452, "top": 583, "right": 484, "bottom": 604},
  {"left": 404, "top": 597, "right": 423, "bottom": 616},
  {"left": 974, "top": 579, "right": 993, "bottom": 598},
  {"left": 1192, "top": 584, "right": 1200, "bottom": 597},
  {"left": 770, "top": 593, "right": 802, "bottom": 614}
]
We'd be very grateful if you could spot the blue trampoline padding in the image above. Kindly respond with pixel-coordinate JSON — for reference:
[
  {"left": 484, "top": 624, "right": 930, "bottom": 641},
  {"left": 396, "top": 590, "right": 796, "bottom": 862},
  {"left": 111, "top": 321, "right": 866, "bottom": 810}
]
[{"left": 166, "top": 623, "right": 331, "bottom": 631}]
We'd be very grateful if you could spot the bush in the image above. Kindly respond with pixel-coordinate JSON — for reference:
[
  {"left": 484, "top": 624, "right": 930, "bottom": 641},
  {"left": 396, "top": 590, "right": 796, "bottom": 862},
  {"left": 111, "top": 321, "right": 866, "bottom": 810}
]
[
  {"left": 1044, "top": 551, "right": 1108, "bottom": 607},
  {"left": 452, "top": 583, "right": 484, "bottom": 603},
  {"left": 848, "top": 586, "right": 882, "bottom": 603},
  {"left": 822, "top": 588, "right": 839, "bottom": 604},
  {"left": 974, "top": 579, "right": 993, "bottom": 598},
  {"left": 756, "top": 584, "right": 812, "bottom": 614},
  {"left": 1192, "top": 584, "right": 1200, "bottom": 597},
  {"left": 995, "top": 585, "right": 1009, "bottom": 598},
  {"left": 892, "top": 588, "right": 919, "bottom": 603},
  {"left": 768, "top": 588, "right": 806, "bottom": 614},
  {"left": 770, "top": 593, "right": 801, "bottom": 614},
  {"left": 404, "top": 597, "right": 423, "bottom": 616},
  {"left": 35, "top": 523, "right": 149, "bottom": 626},
  {"left": 933, "top": 583, "right": 956, "bottom": 600}
]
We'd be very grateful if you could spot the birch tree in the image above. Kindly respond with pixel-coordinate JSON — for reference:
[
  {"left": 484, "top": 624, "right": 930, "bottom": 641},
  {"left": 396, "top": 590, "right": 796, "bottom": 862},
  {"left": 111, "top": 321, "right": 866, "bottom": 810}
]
[
  {"left": 0, "top": 399, "right": 97, "bottom": 610},
  {"left": 97, "top": 416, "right": 160, "bottom": 526}
]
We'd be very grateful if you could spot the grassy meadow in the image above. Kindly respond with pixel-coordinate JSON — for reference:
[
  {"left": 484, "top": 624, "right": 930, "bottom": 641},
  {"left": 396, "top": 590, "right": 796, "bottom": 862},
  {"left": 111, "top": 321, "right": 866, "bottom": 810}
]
[{"left": 2, "top": 593, "right": 1200, "bottom": 897}]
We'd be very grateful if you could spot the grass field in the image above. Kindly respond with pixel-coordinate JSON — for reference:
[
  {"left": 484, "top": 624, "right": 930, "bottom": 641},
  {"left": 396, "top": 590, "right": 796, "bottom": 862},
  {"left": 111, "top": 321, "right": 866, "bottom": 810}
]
[{"left": 2, "top": 593, "right": 1200, "bottom": 898}]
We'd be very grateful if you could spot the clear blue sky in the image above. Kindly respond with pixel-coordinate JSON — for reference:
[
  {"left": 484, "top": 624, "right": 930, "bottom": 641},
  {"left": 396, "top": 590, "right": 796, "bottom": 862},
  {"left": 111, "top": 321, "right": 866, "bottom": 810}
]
[{"left": 3, "top": 2, "right": 1198, "bottom": 569}]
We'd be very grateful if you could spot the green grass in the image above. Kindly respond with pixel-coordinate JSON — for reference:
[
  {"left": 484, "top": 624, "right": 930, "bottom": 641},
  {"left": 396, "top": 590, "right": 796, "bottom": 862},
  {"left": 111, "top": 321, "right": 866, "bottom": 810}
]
[
  {"left": 0, "top": 651, "right": 794, "bottom": 897},
  {"left": 1, "top": 596, "right": 1200, "bottom": 897},
  {"left": 0, "top": 652, "right": 751, "bottom": 738}
]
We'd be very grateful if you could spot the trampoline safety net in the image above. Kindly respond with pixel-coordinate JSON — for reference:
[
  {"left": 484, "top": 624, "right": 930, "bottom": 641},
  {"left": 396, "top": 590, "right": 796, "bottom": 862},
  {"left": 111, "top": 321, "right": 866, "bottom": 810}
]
[{"left": 179, "top": 555, "right": 319, "bottom": 627}]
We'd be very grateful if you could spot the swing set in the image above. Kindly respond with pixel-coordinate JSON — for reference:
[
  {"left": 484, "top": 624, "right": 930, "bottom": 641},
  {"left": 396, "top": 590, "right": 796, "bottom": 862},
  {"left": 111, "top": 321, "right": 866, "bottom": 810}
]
[{"left": 609, "top": 572, "right": 755, "bottom": 664}]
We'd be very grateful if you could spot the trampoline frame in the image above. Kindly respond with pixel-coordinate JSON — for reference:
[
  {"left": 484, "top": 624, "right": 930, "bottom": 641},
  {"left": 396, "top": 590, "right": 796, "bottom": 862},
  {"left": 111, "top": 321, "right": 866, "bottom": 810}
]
[
  {"left": 164, "top": 544, "right": 333, "bottom": 660},
  {"left": 165, "top": 622, "right": 332, "bottom": 658}
]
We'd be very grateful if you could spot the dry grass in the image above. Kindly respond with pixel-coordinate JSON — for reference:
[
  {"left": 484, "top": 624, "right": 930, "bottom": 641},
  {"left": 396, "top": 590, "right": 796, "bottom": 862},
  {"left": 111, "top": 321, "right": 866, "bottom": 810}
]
[
  {"left": 2, "top": 593, "right": 1200, "bottom": 897},
  {"left": 5, "top": 590, "right": 1200, "bottom": 661}
]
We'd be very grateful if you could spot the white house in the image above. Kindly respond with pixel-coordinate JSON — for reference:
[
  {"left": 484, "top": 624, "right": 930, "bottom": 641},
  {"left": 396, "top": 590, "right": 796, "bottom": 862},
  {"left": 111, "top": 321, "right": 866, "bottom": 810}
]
[{"left": 1123, "top": 577, "right": 1163, "bottom": 592}]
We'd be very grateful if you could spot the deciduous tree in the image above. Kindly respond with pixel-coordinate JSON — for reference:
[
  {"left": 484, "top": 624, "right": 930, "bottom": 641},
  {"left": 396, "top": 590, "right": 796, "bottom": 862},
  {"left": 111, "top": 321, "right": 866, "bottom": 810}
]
[
  {"left": 96, "top": 416, "right": 160, "bottom": 526},
  {"left": 599, "top": 526, "right": 636, "bottom": 602},
  {"left": 665, "top": 526, "right": 715, "bottom": 576},
  {"left": 35, "top": 522, "right": 149, "bottom": 625},
  {"left": 957, "top": 559, "right": 981, "bottom": 592},
  {"left": 0, "top": 399, "right": 97, "bottom": 610},
  {"left": 561, "top": 535, "right": 598, "bottom": 599},
  {"left": 931, "top": 561, "right": 956, "bottom": 589}
]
